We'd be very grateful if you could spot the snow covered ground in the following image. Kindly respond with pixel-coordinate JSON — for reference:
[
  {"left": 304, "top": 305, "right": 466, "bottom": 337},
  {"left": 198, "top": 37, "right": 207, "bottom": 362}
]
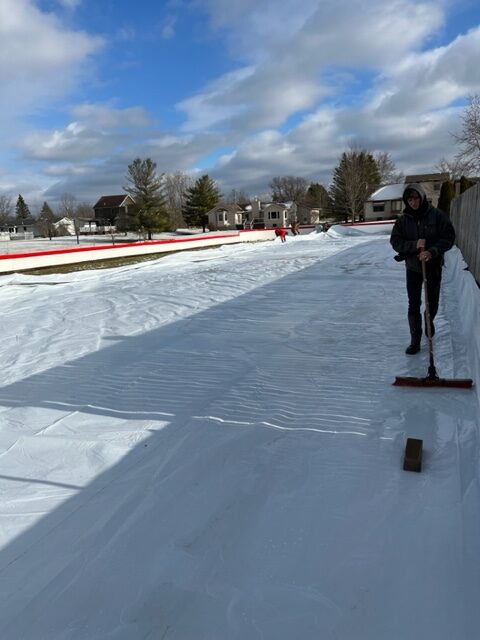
[
  {"left": 0, "top": 227, "right": 479, "bottom": 639},
  {"left": 0, "top": 229, "right": 225, "bottom": 255}
]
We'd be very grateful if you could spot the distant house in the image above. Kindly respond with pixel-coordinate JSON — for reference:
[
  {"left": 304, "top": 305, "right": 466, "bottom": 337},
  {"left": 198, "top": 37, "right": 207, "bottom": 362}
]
[
  {"left": 93, "top": 195, "right": 136, "bottom": 227},
  {"left": 207, "top": 198, "right": 318, "bottom": 230},
  {"left": 247, "top": 199, "right": 295, "bottom": 228},
  {"left": 0, "top": 218, "right": 36, "bottom": 239},
  {"left": 296, "top": 202, "right": 321, "bottom": 225},
  {"left": 53, "top": 217, "right": 76, "bottom": 236},
  {"left": 403, "top": 173, "right": 449, "bottom": 208},
  {"left": 207, "top": 203, "right": 244, "bottom": 230},
  {"left": 262, "top": 202, "right": 291, "bottom": 227},
  {"left": 52, "top": 216, "right": 116, "bottom": 236},
  {"left": 364, "top": 172, "right": 451, "bottom": 221},
  {"left": 364, "top": 183, "right": 405, "bottom": 221}
]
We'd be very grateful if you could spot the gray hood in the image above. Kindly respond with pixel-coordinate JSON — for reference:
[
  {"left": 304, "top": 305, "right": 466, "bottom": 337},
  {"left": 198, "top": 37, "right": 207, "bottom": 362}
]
[{"left": 402, "top": 183, "right": 428, "bottom": 208}]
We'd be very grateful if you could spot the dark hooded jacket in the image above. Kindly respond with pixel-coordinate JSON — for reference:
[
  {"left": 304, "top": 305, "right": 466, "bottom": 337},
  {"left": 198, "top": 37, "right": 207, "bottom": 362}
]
[{"left": 390, "top": 183, "right": 455, "bottom": 273}]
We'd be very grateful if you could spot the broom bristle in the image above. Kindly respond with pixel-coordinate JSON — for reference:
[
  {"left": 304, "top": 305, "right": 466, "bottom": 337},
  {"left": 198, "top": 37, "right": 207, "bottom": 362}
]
[{"left": 393, "top": 376, "right": 474, "bottom": 388}]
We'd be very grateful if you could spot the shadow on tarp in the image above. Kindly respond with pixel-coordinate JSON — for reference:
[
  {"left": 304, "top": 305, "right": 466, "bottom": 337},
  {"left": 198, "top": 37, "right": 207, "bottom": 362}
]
[{"left": 0, "top": 242, "right": 390, "bottom": 421}]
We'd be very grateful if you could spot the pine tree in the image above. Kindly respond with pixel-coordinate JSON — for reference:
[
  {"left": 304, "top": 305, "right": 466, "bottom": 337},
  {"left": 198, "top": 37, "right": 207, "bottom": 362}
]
[
  {"left": 183, "top": 175, "right": 222, "bottom": 229},
  {"left": 37, "top": 201, "right": 57, "bottom": 239},
  {"left": 124, "top": 158, "right": 171, "bottom": 238},
  {"left": 304, "top": 183, "right": 332, "bottom": 210},
  {"left": 459, "top": 175, "right": 475, "bottom": 193},
  {"left": 15, "top": 194, "right": 33, "bottom": 224},
  {"left": 437, "top": 181, "right": 456, "bottom": 215},
  {"left": 329, "top": 150, "right": 381, "bottom": 222}
]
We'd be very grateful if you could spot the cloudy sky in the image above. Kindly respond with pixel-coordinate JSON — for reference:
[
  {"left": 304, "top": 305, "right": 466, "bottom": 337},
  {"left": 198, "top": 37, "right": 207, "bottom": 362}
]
[{"left": 1, "top": 0, "right": 480, "bottom": 210}]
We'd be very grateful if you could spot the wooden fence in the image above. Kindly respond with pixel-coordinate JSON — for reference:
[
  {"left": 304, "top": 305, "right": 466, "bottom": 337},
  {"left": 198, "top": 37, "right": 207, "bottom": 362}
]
[{"left": 450, "top": 182, "right": 480, "bottom": 285}]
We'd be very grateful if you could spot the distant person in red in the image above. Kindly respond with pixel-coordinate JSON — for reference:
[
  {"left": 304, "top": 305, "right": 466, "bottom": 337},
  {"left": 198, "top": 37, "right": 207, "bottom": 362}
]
[{"left": 275, "top": 227, "right": 287, "bottom": 242}]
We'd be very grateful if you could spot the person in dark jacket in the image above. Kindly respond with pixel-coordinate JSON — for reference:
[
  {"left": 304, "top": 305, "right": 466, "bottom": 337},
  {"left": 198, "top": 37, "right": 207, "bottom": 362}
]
[{"left": 390, "top": 183, "right": 455, "bottom": 354}]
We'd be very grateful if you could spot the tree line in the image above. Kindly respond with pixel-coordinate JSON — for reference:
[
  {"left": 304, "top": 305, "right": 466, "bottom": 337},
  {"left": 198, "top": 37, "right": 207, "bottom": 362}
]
[{"left": 119, "top": 149, "right": 401, "bottom": 235}]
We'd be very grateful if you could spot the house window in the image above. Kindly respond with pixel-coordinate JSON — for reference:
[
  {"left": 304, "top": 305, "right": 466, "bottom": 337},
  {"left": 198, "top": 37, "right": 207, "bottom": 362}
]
[
  {"left": 268, "top": 211, "right": 279, "bottom": 219},
  {"left": 216, "top": 212, "right": 226, "bottom": 223},
  {"left": 391, "top": 200, "right": 402, "bottom": 211},
  {"left": 373, "top": 204, "right": 384, "bottom": 212},
  {"left": 434, "top": 183, "right": 441, "bottom": 191}
]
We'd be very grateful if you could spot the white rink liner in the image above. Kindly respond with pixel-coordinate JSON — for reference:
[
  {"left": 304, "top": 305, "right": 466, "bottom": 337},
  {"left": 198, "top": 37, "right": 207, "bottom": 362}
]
[{"left": 0, "top": 227, "right": 479, "bottom": 640}]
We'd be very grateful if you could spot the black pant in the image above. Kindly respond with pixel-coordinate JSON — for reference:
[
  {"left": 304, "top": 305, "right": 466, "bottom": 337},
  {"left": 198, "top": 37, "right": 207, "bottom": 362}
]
[{"left": 406, "top": 265, "right": 442, "bottom": 319}]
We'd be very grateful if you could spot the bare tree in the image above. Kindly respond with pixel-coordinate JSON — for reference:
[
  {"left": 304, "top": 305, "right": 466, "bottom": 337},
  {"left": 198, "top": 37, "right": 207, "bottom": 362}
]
[
  {"left": 225, "top": 188, "right": 250, "bottom": 205},
  {"left": 270, "top": 176, "right": 308, "bottom": 202},
  {"left": 453, "top": 94, "right": 480, "bottom": 174},
  {"left": 56, "top": 193, "right": 82, "bottom": 243},
  {"left": 164, "top": 171, "right": 194, "bottom": 228},
  {"left": 74, "top": 202, "right": 94, "bottom": 219},
  {"left": 58, "top": 193, "right": 77, "bottom": 219},
  {"left": 436, "top": 156, "right": 469, "bottom": 181},
  {"left": 374, "top": 151, "right": 404, "bottom": 185},
  {"left": 0, "top": 194, "right": 13, "bottom": 226}
]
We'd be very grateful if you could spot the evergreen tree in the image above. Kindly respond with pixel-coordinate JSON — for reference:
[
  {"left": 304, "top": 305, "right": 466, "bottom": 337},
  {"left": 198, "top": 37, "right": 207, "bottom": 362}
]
[
  {"left": 124, "top": 158, "right": 171, "bottom": 238},
  {"left": 459, "top": 175, "right": 475, "bottom": 193},
  {"left": 15, "top": 194, "right": 33, "bottom": 224},
  {"left": 329, "top": 150, "right": 381, "bottom": 222},
  {"left": 437, "top": 181, "right": 455, "bottom": 215},
  {"left": 183, "top": 175, "right": 222, "bottom": 229},
  {"left": 304, "top": 182, "right": 332, "bottom": 210},
  {"left": 37, "top": 201, "right": 57, "bottom": 239}
]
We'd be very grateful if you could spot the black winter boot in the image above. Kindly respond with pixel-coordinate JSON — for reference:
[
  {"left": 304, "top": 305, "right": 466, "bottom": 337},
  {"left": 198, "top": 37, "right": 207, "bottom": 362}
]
[{"left": 406, "top": 314, "right": 422, "bottom": 354}]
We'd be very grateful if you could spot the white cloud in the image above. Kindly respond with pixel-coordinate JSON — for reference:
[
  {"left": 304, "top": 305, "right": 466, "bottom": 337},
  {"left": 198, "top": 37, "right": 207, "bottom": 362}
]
[
  {"left": 178, "top": 0, "right": 445, "bottom": 133},
  {"left": 4, "top": 0, "right": 480, "bottom": 205},
  {"left": 369, "top": 26, "right": 480, "bottom": 116},
  {"left": 56, "top": 0, "right": 82, "bottom": 8},
  {"left": 0, "top": 0, "right": 103, "bottom": 120},
  {"left": 15, "top": 101, "right": 227, "bottom": 203},
  {"left": 19, "top": 105, "right": 152, "bottom": 161},
  {"left": 160, "top": 15, "right": 177, "bottom": 39},
  {"left": 71, "top": 104, "right": 152, "bottom": 129}
]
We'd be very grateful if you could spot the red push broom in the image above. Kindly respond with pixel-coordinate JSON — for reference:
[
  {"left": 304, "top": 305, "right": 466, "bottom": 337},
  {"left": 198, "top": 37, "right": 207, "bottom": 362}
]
[{"left": 393, "top": 259, "right": 474, "bottom": 389}]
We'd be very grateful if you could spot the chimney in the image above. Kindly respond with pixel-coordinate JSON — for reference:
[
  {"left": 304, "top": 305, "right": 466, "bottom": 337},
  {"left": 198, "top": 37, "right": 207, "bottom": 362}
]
[{"left": 251, "top": 197, "right": 260, "bottom": 216}]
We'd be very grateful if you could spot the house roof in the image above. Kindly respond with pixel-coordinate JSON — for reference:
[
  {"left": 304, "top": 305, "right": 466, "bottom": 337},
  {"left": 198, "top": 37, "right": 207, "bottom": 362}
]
[
  {"left": 404, "top": 173, "right": 449, "bottom": 183},
  {"left": 209, "top": 203, "right": 243, "bottom": 214},
  {"left": 93, "top": 195, "right": 133, "bottom": 209},
  {"left": 263, "top": 202, "right": 289, "bottom": 210},
  {"left": 367, "top": 183, "right": 405, "bottom": 202}
]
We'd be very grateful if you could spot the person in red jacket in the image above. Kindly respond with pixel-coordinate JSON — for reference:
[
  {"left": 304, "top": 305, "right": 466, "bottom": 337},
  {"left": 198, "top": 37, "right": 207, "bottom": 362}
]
[{"left": 275, "top": 227, "right": 287, "bottom": 242}]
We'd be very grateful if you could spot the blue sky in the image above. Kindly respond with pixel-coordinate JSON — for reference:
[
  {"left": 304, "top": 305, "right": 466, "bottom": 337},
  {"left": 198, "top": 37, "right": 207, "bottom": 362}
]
[{"left": 1, "top": 0, "right": 480, "bottom": 211}]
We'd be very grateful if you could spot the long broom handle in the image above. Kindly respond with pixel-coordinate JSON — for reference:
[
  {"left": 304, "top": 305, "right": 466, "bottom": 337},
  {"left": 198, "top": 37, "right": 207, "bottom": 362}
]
[{"left": 422, "top": 258, "right": 437, "bottom": 378}]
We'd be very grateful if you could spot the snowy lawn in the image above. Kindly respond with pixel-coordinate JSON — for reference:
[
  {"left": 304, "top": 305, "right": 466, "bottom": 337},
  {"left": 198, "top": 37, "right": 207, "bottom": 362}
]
[{"left": 0, "top": 228, "right": 479, "bottom": 639}]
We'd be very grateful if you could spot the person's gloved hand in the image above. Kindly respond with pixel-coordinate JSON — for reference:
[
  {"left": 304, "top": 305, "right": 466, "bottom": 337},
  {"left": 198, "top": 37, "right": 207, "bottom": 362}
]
[{"left": 419, "top": 250, "right": 432, "bottom": 262}]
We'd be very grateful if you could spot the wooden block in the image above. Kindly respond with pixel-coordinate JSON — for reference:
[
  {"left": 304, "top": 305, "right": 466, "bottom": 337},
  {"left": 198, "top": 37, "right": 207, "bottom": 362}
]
[{"left": 403, "top": 438, "right": 423, "bottom": 472}]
